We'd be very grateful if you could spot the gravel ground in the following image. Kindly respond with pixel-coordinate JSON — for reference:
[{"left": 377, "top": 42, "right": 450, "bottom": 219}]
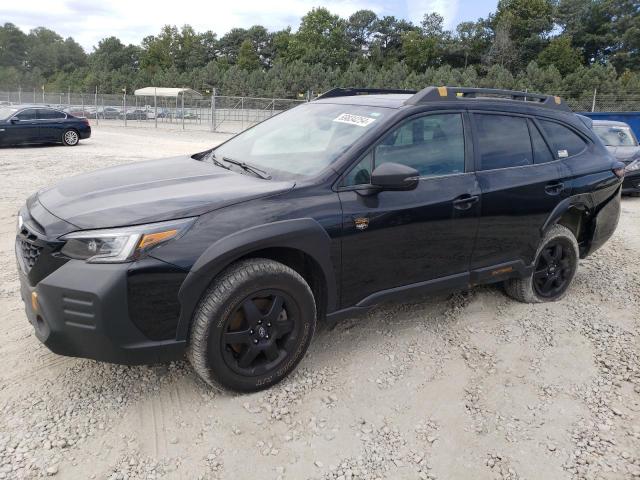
[{"left": 0, "top": 125, "right": 639, "bottom": 480}]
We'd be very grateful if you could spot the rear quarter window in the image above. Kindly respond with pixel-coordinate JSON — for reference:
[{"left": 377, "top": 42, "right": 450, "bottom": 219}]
[{"left": 539, "top": 120, "right": 588, "bottom": 158}]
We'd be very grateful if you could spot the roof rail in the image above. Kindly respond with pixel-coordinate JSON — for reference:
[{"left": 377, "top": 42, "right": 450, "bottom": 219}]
[
  {"left": 316, "top": 87, "right": 417, "bottom": 100},
  {"left": 405, "top": 86, "right": 571, "bottom": 112}
]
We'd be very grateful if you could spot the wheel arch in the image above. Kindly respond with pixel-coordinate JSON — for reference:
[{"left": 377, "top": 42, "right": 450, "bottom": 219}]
[
  {"left": 175, "top": 218, "right": 337, "bottom": 341},
  {"left": 542, "top": 194, "right": 593, "bottom": 258}
]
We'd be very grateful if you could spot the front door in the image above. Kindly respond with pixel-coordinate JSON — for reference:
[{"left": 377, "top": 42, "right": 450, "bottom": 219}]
[
  {"left": 337, "top": 112, "right": 480, "bottom": 307},
  {"left": 5, "top": 108, "right": 39, "bottom": 144}
]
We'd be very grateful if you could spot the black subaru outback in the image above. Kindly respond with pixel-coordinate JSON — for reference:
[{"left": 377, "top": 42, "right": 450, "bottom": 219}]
[{"left": 16, "top": 86, "right": 623, "bottom": 391}]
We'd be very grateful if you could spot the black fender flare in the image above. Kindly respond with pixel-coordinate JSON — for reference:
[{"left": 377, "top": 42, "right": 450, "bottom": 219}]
[
  {"left": 541, "top": 193, "right": 593, "bottom": 236},
  {"left": 175, "top": 218, "right": 337, "bottom": 341}
]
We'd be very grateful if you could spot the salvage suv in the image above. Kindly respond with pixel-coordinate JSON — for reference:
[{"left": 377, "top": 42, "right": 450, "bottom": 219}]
[{"left": 16, "top": 87, "right": 624, "bottom": 391}]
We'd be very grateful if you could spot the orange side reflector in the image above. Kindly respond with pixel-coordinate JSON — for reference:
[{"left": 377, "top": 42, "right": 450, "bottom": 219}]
[
  {"left": 31, "top": 292, "right": 39, "bottom": 313},
  {"left": 437, "top": 86, "right": 448, "bottom": 97},
  {"left": 138, "top": 229, "right": 178, "bottom": 249}
]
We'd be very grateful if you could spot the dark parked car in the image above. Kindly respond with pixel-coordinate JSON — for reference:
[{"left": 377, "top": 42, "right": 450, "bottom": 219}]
[
  {"left": 119, "top": 109, "right": 148, "bottom": 120},
  {"left": 99, "top": 107, "right": 121, "bottom": 119},
  {"left": 16, "top": 87, "right": 623, "bottom": 391},
  {"left": 0, "top": 105, "right": 91, "bottom": 146},
  {"left": 592, "top": 119, "right": 640, "bottom": 196}
]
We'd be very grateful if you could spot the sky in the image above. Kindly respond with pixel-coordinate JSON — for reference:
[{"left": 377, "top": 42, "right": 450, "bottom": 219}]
[{"left": 0, "top": 0, "right": 497, "bottom": 52}]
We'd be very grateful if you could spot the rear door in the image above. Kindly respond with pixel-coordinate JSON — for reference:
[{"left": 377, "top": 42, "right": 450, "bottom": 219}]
[
  {"left": 37, "top": 109, "right": 67, "bottom": 142},
  {"left": 6, "top": 108, "right": 39, "bottom": 144},
  {"left": 470, "top": 112, "right": 570, "bottom": 270},
  {"left": 337, "top": 111, "right": 480, "bottom": 307}
]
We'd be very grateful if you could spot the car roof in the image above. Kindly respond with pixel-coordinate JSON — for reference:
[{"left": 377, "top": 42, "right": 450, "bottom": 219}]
[
  {"left": 592, "top": 119, "right": 631, "bottom": 128},
  {"left": 313, "top": 92, "right": 572, "bottom": 115},
  {"left": 314, "top": 94, "right": 412, "bottom": 108},
  {"left": 11, "top": 104, "right": 59, "bottom": 110}
]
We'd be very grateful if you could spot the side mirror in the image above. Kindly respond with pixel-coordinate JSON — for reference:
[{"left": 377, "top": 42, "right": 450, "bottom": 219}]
[
  {"left": 10, "top": 117, "right": 19, "bottom": 124},
  {"left": 370, "top": 162, "right": 419, "bottom": 191}
]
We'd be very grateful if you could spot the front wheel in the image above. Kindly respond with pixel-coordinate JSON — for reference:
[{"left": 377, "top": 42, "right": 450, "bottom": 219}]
[
  {"left": 505, "top": 224, "right": 579, "bottom": 303},
  {"left": 62, "top": 129, "right": 79, "bottom": 146},
  {"left": 187, "top": 258, "right": 316, "bottom": 392}
]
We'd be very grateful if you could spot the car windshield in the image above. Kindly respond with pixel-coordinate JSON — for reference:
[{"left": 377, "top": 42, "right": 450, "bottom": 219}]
[
  {"left": 0, "top": 107, "right": 18, "bottom": 120},
  {"left": 211, "top": 103, "right": 390, "bottom": 178},
  {"left": 593, "top": 125, "right": 638, "bottom": 147}
]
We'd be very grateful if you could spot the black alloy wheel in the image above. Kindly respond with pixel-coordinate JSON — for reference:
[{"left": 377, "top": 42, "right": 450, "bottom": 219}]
[
  {"left": 533, "top": 240, "right": 574, "bottom": 298},
  {"left": 219, "top": 290, "right": 299, "bottom": 377}
]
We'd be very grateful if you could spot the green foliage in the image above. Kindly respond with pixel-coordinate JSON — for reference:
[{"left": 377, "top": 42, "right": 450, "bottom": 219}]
[
  {"left": 237, "top": 39, "right": 260, "bottom": 71},
  {"left": 537, "top": 36, "right": 584, "bottom": 75},
  {"left": 0, "top": 3, "right": 638, "bottom": 101}
]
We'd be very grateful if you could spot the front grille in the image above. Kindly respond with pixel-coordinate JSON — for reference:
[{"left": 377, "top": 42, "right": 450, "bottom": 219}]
[
  {"left": 19, "top": 239, "right": 43, "bottom": 270},
  {"left": 17, "top": 224, "right": 44, "bottom": 272}
]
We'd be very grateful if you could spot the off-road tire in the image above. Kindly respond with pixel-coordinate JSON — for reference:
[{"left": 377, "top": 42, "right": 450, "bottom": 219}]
[
  {"left": 504, "top": 224, "right": 579, "bottom": 303},
  {"left": 187, "top": 258, "right": 316, "bottom": 392}
]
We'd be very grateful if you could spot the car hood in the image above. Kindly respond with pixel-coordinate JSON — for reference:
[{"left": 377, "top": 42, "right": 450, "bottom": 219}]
[
  {"left": 37, "top": 155, "right": 294, "bottom": 230},
  {"left": 605, "top": 145, "right": 640, "bottom": 163}
]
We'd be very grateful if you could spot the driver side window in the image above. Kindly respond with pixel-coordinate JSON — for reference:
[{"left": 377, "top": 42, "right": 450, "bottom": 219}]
[
  {"left": 15, "top": 109, "right": 36, "bottom": 120},
  {"left": 343, "top": 113, "right": 466, "bottom": 186}
]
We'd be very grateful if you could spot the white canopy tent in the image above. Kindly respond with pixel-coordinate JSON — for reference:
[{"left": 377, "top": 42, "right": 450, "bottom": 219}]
[
  {"left": 132, "top": 87, "right": 204, "bottom": 128},
  {"left": 133, "top": 87, "right": 203, "bottom": 98}
]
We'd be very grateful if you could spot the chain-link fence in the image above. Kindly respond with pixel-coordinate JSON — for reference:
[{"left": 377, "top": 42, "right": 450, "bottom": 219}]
[
  {"left": 555, "top": 90, "right": 640, "bottom": 113},
  {"left": 2, "top": 89, "right": 639, "bottom": 133},
  {"left": 0, "top": 90, "right": 306, "bottom": 134}
]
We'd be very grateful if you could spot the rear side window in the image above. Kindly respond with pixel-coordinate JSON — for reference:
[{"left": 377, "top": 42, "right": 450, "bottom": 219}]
[
  {"left": 528, "top": 120, "right": 555, "bottom": 164},
  {"left": 475, "top": 114, "right": 532, "bottom": 170},
  {"left": 37, "top": 109, "right": 65, "bottom": 119},
  {"left": 539, "top": 120, "right": 587, "bottom": 158},
  {"left": 15, "top": 109, "right": 36, "bottom": 120}
]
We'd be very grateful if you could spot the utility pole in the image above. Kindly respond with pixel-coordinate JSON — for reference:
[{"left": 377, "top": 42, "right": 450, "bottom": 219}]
[{"left": 123, "top": 87, "right": 127, "bottom": 126}]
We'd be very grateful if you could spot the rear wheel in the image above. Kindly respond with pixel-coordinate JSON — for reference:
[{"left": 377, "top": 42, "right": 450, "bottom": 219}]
[
  {"left": 187, "top": 258, "right": 316, "bottom": 392},
  {"left": 62, "top": 129, "right": 79, "bottom": 146},
  {"left": 505, "top": 224, "right": 579, "bottom": 303}
]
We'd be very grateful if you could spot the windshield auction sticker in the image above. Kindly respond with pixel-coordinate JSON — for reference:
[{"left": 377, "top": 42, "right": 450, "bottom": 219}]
[{"left": 333, "top": 113, "right": 377, "bottom": 127}]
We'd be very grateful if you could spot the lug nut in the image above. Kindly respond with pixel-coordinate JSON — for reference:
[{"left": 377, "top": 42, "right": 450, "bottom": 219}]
[
  {"left": 266, "top": 322, "right": 271, "bottom": 327},
  {"left": 250, "top": 329, "right": 254, "bottom": 334},
  {"left": 257, "top": 320, "right": 262, "bottom": 324},
  {"left": 265, "top": 334, "right": 270, "bottom": 339},
  {"left": 253, "top": 339, "right": 259, "bottom": 344}
]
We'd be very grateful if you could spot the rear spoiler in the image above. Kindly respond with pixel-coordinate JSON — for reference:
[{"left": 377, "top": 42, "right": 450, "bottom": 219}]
[{"left": 575, "top": 114, "right": 593, "bottom": 130}]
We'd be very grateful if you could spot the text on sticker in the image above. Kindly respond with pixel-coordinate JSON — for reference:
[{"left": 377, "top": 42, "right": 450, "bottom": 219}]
[{"left": 333, "top": 113, "right": 376, "bottom": 127}]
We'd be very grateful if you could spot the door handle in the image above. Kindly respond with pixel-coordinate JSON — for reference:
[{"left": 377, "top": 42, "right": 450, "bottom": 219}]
[
  {"left": 545, "top": 182, "right": 565, "bottom": 195},
  {"left": 453, "top": 194, "right": 479, "bottom": 210}
]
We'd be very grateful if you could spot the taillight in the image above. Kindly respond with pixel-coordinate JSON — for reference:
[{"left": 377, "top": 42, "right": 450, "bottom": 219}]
[{"left": 82, "top": 118, "right": 90, "bottom": 126}]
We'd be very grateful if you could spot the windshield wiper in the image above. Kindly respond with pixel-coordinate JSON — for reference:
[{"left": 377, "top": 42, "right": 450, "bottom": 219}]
[
  {"left": 207, "top": 152, "right": 231, "bottom": 171},
  {"left": 222, "top": 156, "right": 271, "bottom": 180}
]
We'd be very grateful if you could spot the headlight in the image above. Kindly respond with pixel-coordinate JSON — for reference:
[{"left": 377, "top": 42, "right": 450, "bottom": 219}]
[
  {"left": 625, "top": 159, "right": 640, "bottom": 172},
  {"left": 17, "top": 214, "right": 23, "bottom": 232},
  {"left": 60, "top": 217, "right": 195, "bottom": 263}
]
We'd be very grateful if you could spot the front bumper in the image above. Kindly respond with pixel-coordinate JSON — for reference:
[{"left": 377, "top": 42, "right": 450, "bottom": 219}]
[{"left": 18, "top": 257, "right": 186, "bottom": 365}]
